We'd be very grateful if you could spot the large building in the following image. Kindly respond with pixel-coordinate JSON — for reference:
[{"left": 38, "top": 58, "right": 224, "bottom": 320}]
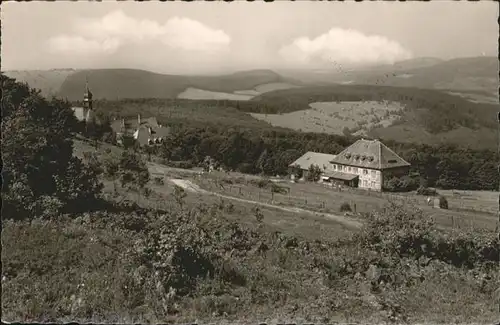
[
  {"left": 111, "top": 114, "right": 171, "bottom": 146},
  {"left": 71, "top": 78, "right": 94, "bottom": 123},
  {"left": 290, "top": 139, "right": 410, "bottom": 191},
  {"left": 289, "top": 151, "right": 337, "bottom": 179}
]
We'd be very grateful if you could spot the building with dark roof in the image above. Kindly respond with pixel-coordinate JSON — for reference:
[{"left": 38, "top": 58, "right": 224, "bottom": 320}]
[
  {"left": 111, "top": 114, "right": 171, "bottom": 147},
  {"left": 289, "top": 139, "right": 410, "bottom": 191},
  {"left": 328, "top": 138, "right": 410, "bottom": 191}
]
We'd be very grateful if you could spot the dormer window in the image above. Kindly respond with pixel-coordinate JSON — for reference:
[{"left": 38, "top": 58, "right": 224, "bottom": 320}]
[
  {"left": 361, "top": 155, "right": 366, "bottom": 161},
  {"left": 345, "top": 152, "right": 351, "bottom": 159},
  {"left": 368, "top": 156, "right": 374, "bottom": 162}
]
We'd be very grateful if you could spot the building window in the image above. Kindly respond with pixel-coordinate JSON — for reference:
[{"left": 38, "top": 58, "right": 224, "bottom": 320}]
[
  {"left": 371, "top": 181, "right": 376, "bottom": 188},
  {"left": 363, "top": 169, "right": 368, "bottom": 175},
  {"left": 371, "top": 170, "right": 376, "bottom": 177},
  {"left": 333, "top": 164, "right": 337, "bottom": 170},
  {"left": 348, "top": 167, "right": 351, "bottom": 172},
  {"left": 353, "top": 167, "right": 358, "bottom": 173},
  {"left": 338, "top": 165, "right": 343, "bottom": 171}
]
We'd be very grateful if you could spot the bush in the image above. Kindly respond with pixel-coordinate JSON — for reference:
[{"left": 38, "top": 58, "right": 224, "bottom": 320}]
[
  {"left": 168, "top": 160, "right": 195, "bottom": 169},
  {"left": 384, "top": 176, "right": 419, "bottom": 192},
  {"left": 416, "top": 186, "right": 438, "bottom": 196},
  {"left": 118, "top": 150, "right": 150, "bottom": 191},
  {"left": 271, "top": 183, "right": 289, "bottom": 194},
  {"left": 355, "top": 201, "right": 498, "bottom": 269},
  {"left": 153, "top": 177, "right": 165, "bottom": 186},
  {"left": 340, "top": 202, "right": 352, "bottom": 212},
  {"left": 306, "top": 164, "right": 322, "bottom": 182},
  {"left": 436, "top": 195, "right": 448, "bottom": 209}
]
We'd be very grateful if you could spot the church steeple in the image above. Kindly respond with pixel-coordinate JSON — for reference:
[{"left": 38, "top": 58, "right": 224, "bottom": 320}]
[
  {"left": 83, "top": 76, "right": 93, "bottom": 111},
  {"left": 82, "top": 76, "right": 93, "bottom": 122}
]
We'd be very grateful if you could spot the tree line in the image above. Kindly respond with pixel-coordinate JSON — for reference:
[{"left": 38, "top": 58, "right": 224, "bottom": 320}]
[
  {"left": 86, "top": 96, "right": 498, "bottom": 191},
  {"left": 135, "top": 125, "right": 498, "bottom": 191}
]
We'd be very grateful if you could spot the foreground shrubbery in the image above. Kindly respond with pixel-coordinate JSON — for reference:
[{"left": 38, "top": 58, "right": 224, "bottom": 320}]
[
  {"left": 2, "top": 198, "right": 498, "bottom": 323},
  {"left": 2, "top": 75, "right": 104, "bottom": 220}
]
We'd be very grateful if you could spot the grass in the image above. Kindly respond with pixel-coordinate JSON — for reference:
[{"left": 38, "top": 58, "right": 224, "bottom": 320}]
[
  {"left": 250, "top": 100, "right": 403, "bottom": 136},
  {"left": 189, "top": 171, "right": 498, "bottom": 232},
  {"left": 177, "top": 83, "right": 299, "bottom": 101},
  {"left": 3, "top": 183, "right": 498, "bottom": 323},
  {"left": 177, "top": 88, "right": 254, "bottom": 101},
  {"left": 7, "top": 138, "right": 494, "bottom": 323}
]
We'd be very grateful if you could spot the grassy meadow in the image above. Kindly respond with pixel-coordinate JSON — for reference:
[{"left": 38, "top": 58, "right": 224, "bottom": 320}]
[
  {"left": 4, "top": 137, "right": 500, "bottom": 323},
  {"left": 250, "top": 100, "right": 403, "bottom": 136}
]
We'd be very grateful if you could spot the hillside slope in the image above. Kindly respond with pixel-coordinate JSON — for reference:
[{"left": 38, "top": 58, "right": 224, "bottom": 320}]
[
  {"left": 245, "top": 85, "right": 498, "bottom": 149},
  {"left": 3, "top": 69, "right": 77, "bottom": 98},
  {"left": 278, "top": 57, "right": 498, "bottom": 103},
  {"left": 5, "top": 68, "right": 301, "bottom": 101}
]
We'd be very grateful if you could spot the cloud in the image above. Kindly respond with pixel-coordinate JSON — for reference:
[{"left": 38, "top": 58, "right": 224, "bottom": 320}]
[
  {"left": 279, "top": 28, "right": 413, "bottom": 66},
  {"left": 47, "top": 10, "right": 231, "bottom": 55},
  {"left": 47, "top": 35, "right": 121, "bottom": 55}
]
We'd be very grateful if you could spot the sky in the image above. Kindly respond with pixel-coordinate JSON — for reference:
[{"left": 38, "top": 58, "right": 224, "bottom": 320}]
[{"left": 2, "top": 1, "right": 498, "bottom": 74}]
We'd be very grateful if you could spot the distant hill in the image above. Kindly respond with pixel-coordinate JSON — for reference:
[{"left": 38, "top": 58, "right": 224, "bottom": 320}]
[
  {"left": 240, "top": 84, "right": 498, "bottom": 150},
  {"left": 277, "top": 57, "right": 498, "bottom": 103},
  {"left": 4, "top": 57, "right": 496, "bottom": 103},
  {"left": 3, "top": 68, "right": 302, "bottom": 101},
  {"left": 3, "top": 69, "right": 77, "bottom": 98}
]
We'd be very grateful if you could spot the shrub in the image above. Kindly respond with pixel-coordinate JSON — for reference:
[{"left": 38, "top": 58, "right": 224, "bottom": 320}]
[
  {"left": 416, "top": 186, "right": 438, "bottom": 196},
  {"left": 306, "top": 164, "right": 322, "bottom": 182},
  {"left": 153, "top": 177, "right": 165, "bottom": 186},
  {"left": 384, "top": 176, "right": 419, "bottom": 192},
  {"left": 168, "top": 161, "right": 194, "bottom": 169},
  {"left": 271, "top": 183, "right": 288, "bottom": 195},
  {"left": 118, "top": 150, "right": 150, "bottom": 191},
  {"left": 340, "top": 202, "right": 352, "bottom": 212},
  {"left": 355, "top": 201, "right": 498, "bottom": 269},
  {"left": 436, "top": 195, "right": 448, "bottom": 209}
]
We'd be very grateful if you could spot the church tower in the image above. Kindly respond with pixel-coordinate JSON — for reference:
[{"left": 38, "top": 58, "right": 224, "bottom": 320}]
[{"left": 83, "top": 77, "right": 93, "bottom": 122}]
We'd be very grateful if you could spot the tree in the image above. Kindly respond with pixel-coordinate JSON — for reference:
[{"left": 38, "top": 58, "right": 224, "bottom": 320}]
[
  {"left": 118, "top": 150, "right": 150, "bottom": 193},
  {"left": 306, "top": 164, "right": 322, "bottom": 182},
  {"left": 2, "top": 74, "right": 103, "bottom": 219}
]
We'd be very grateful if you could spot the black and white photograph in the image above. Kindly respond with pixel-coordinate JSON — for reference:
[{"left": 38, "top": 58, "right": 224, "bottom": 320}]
[{"left": 1, "top": 0, "right": 499, "bottom": 323}]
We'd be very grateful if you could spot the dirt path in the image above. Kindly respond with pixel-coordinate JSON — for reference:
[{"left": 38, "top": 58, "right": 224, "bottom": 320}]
[{"left": 169, "top": 179, "right": 363, "bottom": 230}]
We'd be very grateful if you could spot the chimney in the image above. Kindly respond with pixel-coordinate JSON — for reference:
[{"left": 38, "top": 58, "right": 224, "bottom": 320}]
[{"left": 138, "top": 114, "right": 141, "bottom": 125}]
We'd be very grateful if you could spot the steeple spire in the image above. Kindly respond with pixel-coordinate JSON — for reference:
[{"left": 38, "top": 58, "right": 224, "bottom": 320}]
[{"left": 83, "top": 75, "right": 93, "bottom": 113}]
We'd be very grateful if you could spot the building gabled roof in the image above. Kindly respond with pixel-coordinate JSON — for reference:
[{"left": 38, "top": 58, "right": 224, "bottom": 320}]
[
  {"left": 289, "top": 151, "right": 337, "bottom": 171},
  {"left": 329, "top": 139, "right": 410, "bottom": 170},
  {"left": 323, "top": 171, "right": 359, "bottom": 181},
  {"left": 111, "top": 116, "right": 168, "bottom": 135}
]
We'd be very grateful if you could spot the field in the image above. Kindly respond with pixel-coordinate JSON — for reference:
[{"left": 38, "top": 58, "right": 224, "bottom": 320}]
[
  {"left": 445, "top": 90, "right": 499, "bottom": 105},
  {"left": 74, "top": 139, "right": 498, "bottom": 233},
  {"left": 185, "top": 171, "right": 498, "bottom": 232},
  {"left": 177, "top": 83, "right": 300, "bottom": 101},
  {"left": 250, "top": 100, "right": 404, "bottom": 136},
  {"left": 177, "top": 88, "right": 254, "bottom": 101},
  {"left": 3, "top": 138, "right": 498, "bottom": 323}
]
